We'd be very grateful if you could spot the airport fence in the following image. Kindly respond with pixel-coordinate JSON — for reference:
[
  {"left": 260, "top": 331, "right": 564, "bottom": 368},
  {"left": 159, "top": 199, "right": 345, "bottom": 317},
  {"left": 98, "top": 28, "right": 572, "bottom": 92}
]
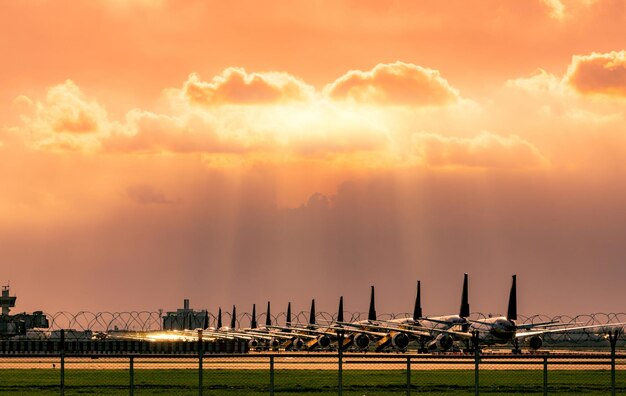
[
  {"left": 1, "top": 331, "right": 625, "bottom": 395},
  {"left": 2, "top": 352, "right": 626, "bottom": 395}
]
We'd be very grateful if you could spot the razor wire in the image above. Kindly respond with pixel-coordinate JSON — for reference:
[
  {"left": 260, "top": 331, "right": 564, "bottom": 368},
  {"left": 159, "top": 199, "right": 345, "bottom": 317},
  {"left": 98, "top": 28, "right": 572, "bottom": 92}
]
[
  {"left": 40, "top": 311, "right": 626, "bottom": 344},
  {"left": 44, "top": 311, "right": 163, "bottom": 333}
]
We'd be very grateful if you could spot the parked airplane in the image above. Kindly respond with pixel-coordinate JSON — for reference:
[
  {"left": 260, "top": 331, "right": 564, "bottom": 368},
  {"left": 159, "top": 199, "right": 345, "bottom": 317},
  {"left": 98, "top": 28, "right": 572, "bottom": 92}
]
[
  {"left": 435, "top": 275, "right": 623, "bottom": 352},
  {"left": 338, "top": 276, "right": 471, "bottom": 352},
  {"left": 199, "top": 303, "right": 284, "bottom": 348},
  {"left": 412, "top": 274, "right": 471, "bottom": 351},
  {"left": 331, "top": 286, "right": 427, "bottom": 351},
  {"left": 208, "top": 305, "right": 237, "bottom": 331},
  {"left": 267, "top": 299, "right": 336, "bottom": 350}
]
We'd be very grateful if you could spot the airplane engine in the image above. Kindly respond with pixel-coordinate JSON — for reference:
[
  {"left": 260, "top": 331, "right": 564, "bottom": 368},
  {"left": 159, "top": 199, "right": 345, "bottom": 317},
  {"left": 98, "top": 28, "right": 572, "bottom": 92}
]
[
  {"left": 249, "top": 339, "right": 259, "bottom": 348},
  {"left": 436, "top": 334, "right": 453, "bottom": 351},
  {"left": 316, "top": 335, "right": 331, "bottom": 348},
  {"left": 529, "top": 335, "right": 543, "bottom": 350},
  {"left": 293, "top": 337, "right": 304, "bottom": 350},
  {"left": 353, "top": 333, "right": 370, "bottom": 350},
  {"left": 270, "top": 338, "right": 280, "bottom": 349},
  {"left": 391, "top": 333, "right": 409, "bottom": 350}
]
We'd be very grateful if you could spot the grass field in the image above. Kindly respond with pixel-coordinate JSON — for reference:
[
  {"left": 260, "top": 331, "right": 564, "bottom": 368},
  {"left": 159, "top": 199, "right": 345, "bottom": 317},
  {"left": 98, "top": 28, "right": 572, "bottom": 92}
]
[{"left": 0, "top": 369, "right": 624, "bottom": 395}]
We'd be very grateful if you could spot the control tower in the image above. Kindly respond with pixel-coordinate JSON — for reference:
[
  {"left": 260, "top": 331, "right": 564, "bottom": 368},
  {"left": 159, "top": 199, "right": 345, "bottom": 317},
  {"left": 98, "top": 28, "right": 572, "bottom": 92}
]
[
  {"left": 1, "top": 284, "right": 49, "bottom": 339},
  {"left": 1, "top": 285, "right": 17, "bottom": 315}
]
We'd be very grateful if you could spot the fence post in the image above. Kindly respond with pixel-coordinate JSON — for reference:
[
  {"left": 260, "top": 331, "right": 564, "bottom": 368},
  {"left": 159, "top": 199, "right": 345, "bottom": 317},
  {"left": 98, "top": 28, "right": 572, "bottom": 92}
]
[
  {"left": 406, "top": 356, "right": 411, "bottom": 396},
  {"left": 609, "top": 330, "right": 618, "bottom": 396},
  {"left": 338, "top": 329, "right": 344, "bottom": 396},
  {"left": 60, "top": 329, "right": 65, "bottom": 396},
  {"left": 473, "top": 331, "right": 480, "bottom": 396},
  {"left": 270, "top": 355, "right": 275, "bottom": 396},
  {"left": 543, "top": 356, "right": 548, "bottom": 396},
  {"left": 129, "top": 356, "right": 134, "bottom": 396},
  {"left": 198, "top": 330, "right": 203, "bottom": 396}
]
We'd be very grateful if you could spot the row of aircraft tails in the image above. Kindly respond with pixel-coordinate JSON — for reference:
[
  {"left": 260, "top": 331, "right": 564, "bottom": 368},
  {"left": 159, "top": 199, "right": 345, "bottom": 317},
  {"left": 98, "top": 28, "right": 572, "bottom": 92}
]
[{"left": 117, "top": 275, "right": 623, "bottom": 353}]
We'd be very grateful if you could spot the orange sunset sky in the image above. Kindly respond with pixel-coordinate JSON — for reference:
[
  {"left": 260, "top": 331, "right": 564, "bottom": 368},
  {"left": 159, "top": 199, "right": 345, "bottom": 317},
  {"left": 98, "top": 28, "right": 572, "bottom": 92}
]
[{"left": 1, "top": 0, "right": 626, "bottom": 316}]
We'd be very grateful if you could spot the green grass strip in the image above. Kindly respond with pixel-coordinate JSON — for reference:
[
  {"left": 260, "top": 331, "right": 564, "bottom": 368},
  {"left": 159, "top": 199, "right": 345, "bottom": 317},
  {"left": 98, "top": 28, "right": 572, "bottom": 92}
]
[{"left": 0, "top": 369, "right": 625, "bottom": 395}]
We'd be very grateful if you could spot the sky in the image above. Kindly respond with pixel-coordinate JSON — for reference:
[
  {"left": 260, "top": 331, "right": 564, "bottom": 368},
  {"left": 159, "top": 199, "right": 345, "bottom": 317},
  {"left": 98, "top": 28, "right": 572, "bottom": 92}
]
[{"left": 1, "top": 0, "right": 626, "bottom": 317}]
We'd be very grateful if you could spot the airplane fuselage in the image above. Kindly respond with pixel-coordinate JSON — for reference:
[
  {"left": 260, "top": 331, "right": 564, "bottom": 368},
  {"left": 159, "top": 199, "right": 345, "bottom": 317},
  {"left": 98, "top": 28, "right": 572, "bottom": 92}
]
[{"left": 471, "top": 317, "right": 516, "bottom": 345}]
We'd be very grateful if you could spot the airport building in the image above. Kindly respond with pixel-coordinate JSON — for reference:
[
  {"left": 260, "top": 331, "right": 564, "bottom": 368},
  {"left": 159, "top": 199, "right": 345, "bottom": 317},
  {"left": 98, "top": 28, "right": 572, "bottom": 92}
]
[{"left": 162, "top": 299, "right": 208, "bottom": 330}]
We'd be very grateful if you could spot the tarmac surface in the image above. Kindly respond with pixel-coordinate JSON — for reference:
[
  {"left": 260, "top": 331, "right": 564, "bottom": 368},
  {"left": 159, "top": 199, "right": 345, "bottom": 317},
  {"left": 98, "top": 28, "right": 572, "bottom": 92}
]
[{"left": 1, "top": 351, "right": 625, "bottom": 370}]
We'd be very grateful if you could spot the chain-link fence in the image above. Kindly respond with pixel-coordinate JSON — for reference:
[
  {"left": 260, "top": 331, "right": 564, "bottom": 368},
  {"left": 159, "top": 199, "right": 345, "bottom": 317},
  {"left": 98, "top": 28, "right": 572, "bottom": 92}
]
[{"left": 1, "top": 342, "right": 625, "bottom": 394}]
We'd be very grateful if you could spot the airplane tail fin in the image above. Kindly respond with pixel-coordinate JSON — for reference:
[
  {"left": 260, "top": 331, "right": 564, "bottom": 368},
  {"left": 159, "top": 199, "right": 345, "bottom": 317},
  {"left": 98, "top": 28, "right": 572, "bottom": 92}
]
[
  {"left": 309, "top": 299, "right": 316, "bottom": 325},
  {"left": 251, "top": 304, "right": 257, "bottom": 329},
  {"left": 266, "top": 301, "right": 272, "bottom": 327},
  {"left": 217, "top": 307, "right": 222, "bottom": 329},
  {"left": 413, "top": 281, "right": 423, "bottom": 320},
  {"left": 507, "top": 275, "right": 517, "bottom": 321},
  {"left": 286, "top": 302, "right": 291, "bottom": 326},
  {"left": 368, "top": 286, "right": 377, "bottom": 321},
  {"left": 337, "top": 296, "right": 344, "bottom": 323},
  {"left": 459, "top": 273, "right": 470, "bottom": 318},
  {"left": 230, "top": 305, "right": 237, "bottom": 329}
]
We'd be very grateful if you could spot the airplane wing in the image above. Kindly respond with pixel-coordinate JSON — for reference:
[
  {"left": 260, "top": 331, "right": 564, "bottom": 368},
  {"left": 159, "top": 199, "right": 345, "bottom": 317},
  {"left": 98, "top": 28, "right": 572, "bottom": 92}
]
[
  {"left": 516, "top": 323, "right": 625, "bottom": 339},
  {"left": 467, "top": 319, "right": 495, "bottom": 326},
  {"left": 116, "top": 331, "right": 220, "bottom": 342},
  {"left": 385, "top": 326, "right": 433, "bottom": 338},
  {"left": 420, "top": 317, "right": 464, "bottom": 326},
  {"left": 201, "top": 332, "right": 237, "bottom": 340},
  {"left": 266, "top": 324, "right": 332, "bottom": 336},
  {"left": 334, "top": 320, "right": 369, "bottom": 328},
  {"left": 246, "top": 331, "right": 304, "bottom": 340},
  {"left": 514, "top": 321, "right": 562, "bottom": 330},
  {"left": 333, "top": 320, "right": 432, "bottom": 337},
  {"left": 324, "top": 325, "right": 390, "bottom": 338},
  {"left": 427, "top": 327, "right": 474, "bottom": 339},
  {"left": 264, "top": 325, "right": 324, "bottom": 339},
  {"left": 222, "top": 330, "right": 273, "bottom": 340},
  {"left": 362, "top": 322, "right": 432, "bottom": 337}
]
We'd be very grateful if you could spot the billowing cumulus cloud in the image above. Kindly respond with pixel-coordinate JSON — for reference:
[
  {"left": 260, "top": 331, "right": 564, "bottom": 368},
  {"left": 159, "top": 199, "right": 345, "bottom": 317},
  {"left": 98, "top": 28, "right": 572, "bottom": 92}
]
[
  {"left": 325, "top": 62, "right": 460, "bottom": 106},
  {"left": 413, "top": 132, "right": 547, "bottom": 169},
  {"left": 14, "top": 80, "right": 112, "bottom": 151},
  {"left": 505, "top": 64, "right": 624, "bottom": 129},
  {"left": 565, "top": 51, "right": 626, "bottom": 97},
  {"left": 103, "top": 104, "right": 388, "bottom": 157},
  {"left": 181, "top": 68, "right": 314, "bottom": 106},
  {"left": 9, "top": 69, "right": 553, "bottom": 172},
  {"left": 507, "top": 68, "right": 564, "bottom": 94},
  {"left": 14, "top": 78, "right": 386, "bottom": 156},
  {"left": 104, "top": 110, "right": 229, "bottom": 153}
]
